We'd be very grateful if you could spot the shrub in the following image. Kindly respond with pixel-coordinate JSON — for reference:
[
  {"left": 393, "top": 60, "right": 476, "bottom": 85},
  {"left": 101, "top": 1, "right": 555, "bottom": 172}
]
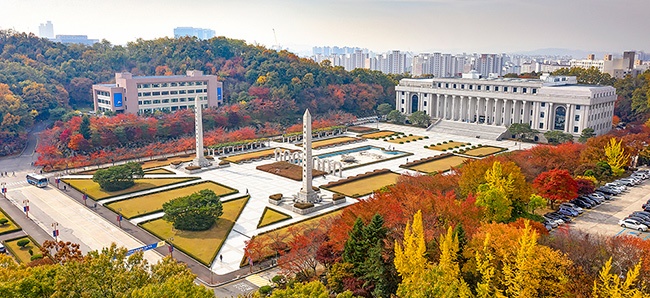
[
  {"left": 185, "top": 165, "right": 201, "bottom": 170},
  {"left": 156, "top": 158, "right": 168, "bottom": 162},
  {"left": 424, "top": 145, "right": 428, "bottom": 148},
  {"left": 92, "top": 162, "right": 144, "bottom": 191},
  {"left": 333, "top": 193, "right": 346, "bottom": 201},
  {"left": 449, "top": 140, "right": 453, "bottom": 142},
  {"left": 399, "top": 141, "right": 404, "bottom": 144},
  {"left": 424, "top": 136, "right": 429, "bottom": 139},
  {"left": 405, "top": 140, "right": 410, "bottom": 143},
  {"left": 443, "top": 141, "right": 448, "bottom": 144},
  {"left": 162, "top": 189, "right": 223, "bottom": 231},
  {"left": 206, "top": 156, "right": 214, "bottom": 160},
  {"left": 179, "top": 154, "right": 190, "bottom": 158},
  {"left": 259, "top": 285, "right": 272, "bottom": 296},
  {"left": 0, "top": 218, "right": 8, "bottom": 225},
  {"left": 219, "top": 160, "right": 230, "bottom": 166},
  {"left": 478, "top": 144, "right": 482, "bottom": 146},
  {"left": 294, "top": 202, "right": 314, "bottom": 209},
  {"left": 28, "top": 249, "right": 33, "bottom": 256},
  {"left": 312, "top": 186, "right": 320, "bottom": 192},
  {"left": 437, "top": 142, "right": 441, "bottom": 145},
  {"left": 272, "top": 275, "right": 285, "bottom": 285},
  {"left": 408, "top": 134, "right": 413, "bottom": 136},
  {"left": 17, "top": 239, "right": 30, "bottom": 248},
  {"left": 30, "top": 254, "right": 43, "bottom": 261},
  {"left": 171, "top": 161, "right": 182, "bottom": 166},
  {"left": 269, "top": 194, "right": 282, "bottom": 200}
]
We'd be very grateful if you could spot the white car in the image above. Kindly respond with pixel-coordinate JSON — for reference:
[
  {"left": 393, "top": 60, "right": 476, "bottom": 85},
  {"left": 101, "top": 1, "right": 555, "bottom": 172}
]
[{"left": 619, "top": 218, "right": 648, "bottom": 231}]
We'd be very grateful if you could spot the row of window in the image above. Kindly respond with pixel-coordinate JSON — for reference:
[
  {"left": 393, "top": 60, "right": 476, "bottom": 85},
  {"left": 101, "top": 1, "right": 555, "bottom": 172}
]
[
  {"left": 138, "top": 89, "right": 207, "bottom": 97},
  {"left": 96, "top": 91, "right": 111, "bottom": 97},
  {"left": 138, "top": 103, "right": 208, "bottom": 114},
  {"left": 97, "top": 99, "right": 111, "bottom": 105},
  {"left": 136, "top": 81, "right": 208, "bottom": 89},
  {"left": 138, "top": 96, "right": 208, "bottom": 106},
  {"left": 431, "top": 83, "right": 538, "bottom": 94}
]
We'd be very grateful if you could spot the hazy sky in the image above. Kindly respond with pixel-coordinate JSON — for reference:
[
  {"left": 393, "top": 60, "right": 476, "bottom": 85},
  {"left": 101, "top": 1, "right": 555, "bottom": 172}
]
[{"left": 1, "top": 0, "right": 648, "bottom": 55}]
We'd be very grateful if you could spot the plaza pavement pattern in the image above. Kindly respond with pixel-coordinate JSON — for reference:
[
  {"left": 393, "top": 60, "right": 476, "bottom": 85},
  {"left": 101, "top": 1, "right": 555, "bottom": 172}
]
[{"left": 0, "top": 123, "right": 530, "bottom": 288}]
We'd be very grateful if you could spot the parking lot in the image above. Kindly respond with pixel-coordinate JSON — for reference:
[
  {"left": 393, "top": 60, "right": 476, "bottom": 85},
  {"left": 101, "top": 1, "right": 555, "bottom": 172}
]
[{"left": 569, "top": 175, "right": 650, "bottom": 239}]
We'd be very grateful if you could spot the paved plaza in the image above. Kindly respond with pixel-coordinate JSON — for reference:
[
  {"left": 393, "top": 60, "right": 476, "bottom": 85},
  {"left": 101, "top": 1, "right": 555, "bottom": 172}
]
[{"left": 0, "top": 122, "right": 529, "bottom": 281}]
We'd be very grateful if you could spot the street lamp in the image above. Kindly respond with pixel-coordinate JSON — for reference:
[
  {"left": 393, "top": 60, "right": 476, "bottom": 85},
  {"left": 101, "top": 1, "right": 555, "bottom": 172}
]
[
  {"left": 23, "top": 199, "right": 30, "bottom": 218},
  {"left": 52, "top": 222, "right": 59, "bottom": 242}
]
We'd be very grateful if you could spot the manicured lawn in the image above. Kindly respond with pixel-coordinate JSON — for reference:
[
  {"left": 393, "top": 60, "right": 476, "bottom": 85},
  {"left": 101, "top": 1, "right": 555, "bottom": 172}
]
[
  {"left": 144, "top": 168, "right": 175, "bottom": 175},
  {"left": 106, "top": 181, "right": 237, "bottom": 219},
  {"left": 0, "top": 208, "right": 21, "bottom": 236},
  {"left": 256, "top": 161, "right": 326, "bottom": 181},
  {"left": 257, "top": 207, "right": 292, "bottom": 229},
  {"left": 297, "top": 137, "right": 360, "bottom": 149},
  {"left": 4, "top": 236, "right": 38, "bottom": 264},
  {"left": 361, "top": 131, "right": 397, "bottom": 139},
  {"left": 140, "top": 196, "right": 249, "bottom": 266},
  {"left": 78, "top": 156, "right": 194, "bottom": 174},
  {"left": 463, "top": 146, "right": 506, "bottom": 157},
  {"left": 322, "top": 172, "right": 401, "bottom": 198},
  {"left": 428, "top": 141, "right": 469, "bottom": 151},
  {"left": 223, "top": 148, "right": 295, "bottom": 164},
  {"left": 408, "top": 155, "right": 468, "bottom": 174},
  {"left": 387, "top": 135, "right": 424, "bottom": 144},
  {"left": 63, "top": 177, "right": 197, "bottom": 201}
]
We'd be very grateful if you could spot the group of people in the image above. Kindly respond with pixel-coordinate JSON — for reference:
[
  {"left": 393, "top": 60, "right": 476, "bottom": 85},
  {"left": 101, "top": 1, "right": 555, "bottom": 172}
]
[{"left": 0, "top": 171, "right": 15, "bottom": 177}]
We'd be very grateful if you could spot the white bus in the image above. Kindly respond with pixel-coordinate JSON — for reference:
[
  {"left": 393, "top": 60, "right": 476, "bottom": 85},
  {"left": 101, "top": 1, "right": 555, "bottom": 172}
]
[{"left": 26, "top": 173, "right": 48, "bottom": 188}]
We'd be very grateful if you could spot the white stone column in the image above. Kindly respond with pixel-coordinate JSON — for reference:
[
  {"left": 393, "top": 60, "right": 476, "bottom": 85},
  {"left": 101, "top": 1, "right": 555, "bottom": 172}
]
[
  {"left": 547, "top": 102, "right": 554, "bottom": 130},
  {"left": 297, "top": 109, "right": 318, "bottom": 203},
  {"left": 451, "top": 95, "right": 457, "bottom": 121},
  {"left": 443, "top": 95, "right": 448, "bottom": 120},
  {"left": 193, "top": 99, "right": 210, "bottom": 167},
  {"left": 565, "top": 104, "right": 573, "bottom": 133},
  {"left": 436, "top": 94, "right": 442, "bottom": 118}
]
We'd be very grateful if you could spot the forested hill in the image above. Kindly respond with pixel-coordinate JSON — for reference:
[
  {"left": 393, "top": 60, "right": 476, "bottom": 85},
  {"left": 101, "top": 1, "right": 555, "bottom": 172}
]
[{"left": 0, "top": 30, "right": 402, "bottom": 155}]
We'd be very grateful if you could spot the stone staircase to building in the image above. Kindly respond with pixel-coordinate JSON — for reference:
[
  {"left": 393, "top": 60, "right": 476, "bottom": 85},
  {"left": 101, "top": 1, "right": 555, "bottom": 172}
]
[{"left": 426, "top": 120, "right": 508, "bottom": 140}]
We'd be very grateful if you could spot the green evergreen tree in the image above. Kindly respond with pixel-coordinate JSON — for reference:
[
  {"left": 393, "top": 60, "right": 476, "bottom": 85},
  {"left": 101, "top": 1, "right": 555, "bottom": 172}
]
[
  {"left": 79, "top": 115, "right": 91, "bottom": 140},
  {"left": 342, "top": 218, "right": 366, "bottom": 270}
]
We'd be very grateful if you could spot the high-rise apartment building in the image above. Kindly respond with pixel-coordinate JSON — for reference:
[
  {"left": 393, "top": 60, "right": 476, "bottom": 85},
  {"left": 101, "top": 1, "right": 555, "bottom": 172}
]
[
  {"left": 173, "top": 27, "right": 215, "bottom": 40},
  {"left": 38, "top": 21, "right": 54, "bottom": 39},
  {"left": 92, "top": 70, "right": 223, "bottom": 115},
  {"left": 52, "top": 35, "right": 99, "bottom": 45}
]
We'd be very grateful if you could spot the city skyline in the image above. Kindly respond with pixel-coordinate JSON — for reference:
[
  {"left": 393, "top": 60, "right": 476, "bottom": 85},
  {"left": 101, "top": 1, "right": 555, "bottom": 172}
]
[{"left": 1, "top": 0, "right": 648, "bottom": 55}]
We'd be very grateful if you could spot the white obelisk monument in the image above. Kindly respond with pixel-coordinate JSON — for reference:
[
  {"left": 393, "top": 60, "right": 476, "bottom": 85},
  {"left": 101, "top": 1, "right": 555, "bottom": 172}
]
[
  {"left": 296, "top": 109, "right": 318, "bottom": 203},
  {"left": 193, "top": 98, "right": 210, "bottom": 167}
]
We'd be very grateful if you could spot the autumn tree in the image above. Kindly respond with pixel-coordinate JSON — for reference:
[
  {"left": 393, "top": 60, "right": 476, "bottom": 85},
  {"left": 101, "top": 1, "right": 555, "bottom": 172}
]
[
  {"left": 394, "top": 210, "right": 429, "bottom": 297},
  {"left": 578, "top": 127, "right": 596, "bottom": 143},
  {"left": 604, "top": 137, "right": 631, "bottom": 177},
  {"left": 592, "top": 258, "right": 645, "bottom": 298},
  {"left": 527, "top": 194, "right": 547, "bottom": 215},
  {"left": 475, "top": 161, "right": 516, "bottom": 222},
  {"left": 533, "top": 169, "right": 578, "bottom": 209}
]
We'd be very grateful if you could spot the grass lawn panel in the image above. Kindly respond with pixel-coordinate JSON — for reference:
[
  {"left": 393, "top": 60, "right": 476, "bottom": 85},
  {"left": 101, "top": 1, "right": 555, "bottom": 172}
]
[
  {"left": 257, "top": 161, "right": 326, "bottom": 181},
  {"left": 408, "top": 156, "right": 468, "bottom": 174},
  {"left": 140, "top": 196, "right": 249, "bottom": 266},
  {"left": 144, "top": 168, "right": 175, "bottom": 175},
  {"left": 107, "top": 181, "right": 237, "bottom": 219},
  {"left": 463, "top": 146, "right": 506, "bottom": 157},
  {"left": 361, "top": 131, "right": 396, "bottom": 139},
  {"left": 63, "top": 177, "right": 197, "bottom": 201},
  {"left": 387, "top": 135, "right": 424, "bottom": 144},
  {"left": 323, "top": 172, "right": 401, "bottom": 197},
  {"left": 257, "top": 207, "right": 292, "bottom": 229},
  {"left": 222, "top": 148, "right": 295, "bottom": 164},
  {"left": 0, "top": 208, "right": 21, "bottom": 236},
  {"left": 429, "top": 141, "right": 468, "bottom": 151},
  {"left": 297, "top": 137, "right": 360, "bottom": 149},
  {"left": 4, "top": 236, "right": 39, "bottom": 264},
  {"left": 78, "top": 156, "right": 194, "bottom": 174}
]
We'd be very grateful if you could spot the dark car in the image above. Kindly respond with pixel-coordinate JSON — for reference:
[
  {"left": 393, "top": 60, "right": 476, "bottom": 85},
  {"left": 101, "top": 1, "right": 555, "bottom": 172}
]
[
  {"left": 558, "top": 207, "right": 579, "bottom": 217},
  {"left": 574, "top": 198, "right": 595, "bottom": 208},
  {"left": 594, "top": 191, "right": 612, "bottom": 200}
]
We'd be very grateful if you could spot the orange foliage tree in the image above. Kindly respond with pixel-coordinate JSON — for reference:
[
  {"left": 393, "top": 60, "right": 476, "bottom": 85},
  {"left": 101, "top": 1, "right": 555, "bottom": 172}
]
[{"left": 533, "top": 169, "right": 578, "bottom": 208}]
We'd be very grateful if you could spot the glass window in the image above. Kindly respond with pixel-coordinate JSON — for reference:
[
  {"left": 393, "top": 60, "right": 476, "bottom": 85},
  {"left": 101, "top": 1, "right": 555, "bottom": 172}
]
[
  {"left": 162, "top": 91, "right": 169, "bottom": 95},
  {"left": 469, "top": 85, "right": 473, "bottom": 90},
  {"left": 171, "top": 98, "right": 178, "bottom": 103},
  {"left": 541, "top": 102, "right": 546, "bottom": 107},
  {"left": 504, "top": 87, "right": 508, "bottom": 92},
  {"left": 513, "top": 87, "right": 518, "bottom": 92},
  {"left": 486, "top": 86, "right": 490, "bottom": 91},
  {"left": 523, "top": 88, "right": 527, "bottom": 93},
  {"left": 478, "top": 85, "right": 482, "bottom": 90},
  {"left": 152, "top": 91, "right": 160, "bottom": 96},
  {"left": 576, "top": 105, "right": 581, "bottom": 110},
  {"left": 575, "top": 115, "right": 580, "bottom": 121},
  {"left": 153, "top": 100, "right": 161, "bottom": 104},
  {"left": 540, "top": 112, "right": 545, "bottom": 118},
  {"left": 539, "top": 123, "right": 544, "bottom": 129},
  {"left": 532, "top": 88, "right": 537, "bottom": 94},
  {"left": 494, "top": 86, "right": 499, "bottom": 91},
  {"left": 424, "top": 101, "right": 427, "bottom": 106},
  {"left": 171, "top": 82, "right": 178, "bottom": 87},
  {"left": 162, "top": 99, "right": 169, "bottom": 103},
  {"left": 574, "top": 126, "right": 579, "bottom": 133}
]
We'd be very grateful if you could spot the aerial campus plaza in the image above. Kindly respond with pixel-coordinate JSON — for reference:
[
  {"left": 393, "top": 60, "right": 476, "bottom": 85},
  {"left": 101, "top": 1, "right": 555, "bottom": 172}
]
[{"left": 0, "top": 110, "right": 529, "bottom": 282}]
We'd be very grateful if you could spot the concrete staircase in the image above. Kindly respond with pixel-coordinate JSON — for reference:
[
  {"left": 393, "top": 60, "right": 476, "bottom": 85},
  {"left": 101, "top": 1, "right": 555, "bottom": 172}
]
[{"left": 426, "top": 120, "right": 508, "bottom": 140}]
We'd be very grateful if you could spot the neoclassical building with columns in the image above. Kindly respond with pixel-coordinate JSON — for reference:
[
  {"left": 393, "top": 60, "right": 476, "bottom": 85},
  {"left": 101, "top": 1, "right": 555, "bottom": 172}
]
[{"left": 395, "top": 72, "right": 616, "bottom": 136}]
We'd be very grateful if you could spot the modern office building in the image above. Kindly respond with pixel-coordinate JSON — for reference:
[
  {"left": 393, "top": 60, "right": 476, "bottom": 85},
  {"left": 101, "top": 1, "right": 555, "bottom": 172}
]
[
  {"left": 52, "top": 35, "right": 99, "bottom": 45},
  {"left": 92, "top": 70, "right": 223, "bottom": 115},
  {"left": 173, "top": 27, "right": 215, "bottom": 40},
  {"left": 395, "top": 72, "right": 616, "bottom": 136},
  {"left": 38, "top": 21, "right": 54, "bottom": 39},
  {"left": 570, "top": 52, "right": 635, "bottom": 79}
]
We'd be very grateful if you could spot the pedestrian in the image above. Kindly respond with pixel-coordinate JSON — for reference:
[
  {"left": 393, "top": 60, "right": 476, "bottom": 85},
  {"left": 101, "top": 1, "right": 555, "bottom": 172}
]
[
  {"left": 246, "top": 188, "right": 249, "bottom": 194},
  {"left": 220, "top": 254, "right": 223, "bottom": 262},
  {"left": 12, "top": 171, "right": 15, "bottom": 177},
  {"left": 63, "top": 185, "right": 67, "bottom": 191},
  {"left": 40, "top": 169, "right": 43, "bottom": 174},
  {"left": 406, "top": 158, "right": 409, "bottom": 163}
]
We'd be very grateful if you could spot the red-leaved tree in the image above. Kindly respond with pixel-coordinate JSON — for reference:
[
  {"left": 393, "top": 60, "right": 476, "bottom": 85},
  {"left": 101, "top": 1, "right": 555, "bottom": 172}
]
[{"left": 533, "top": 169, "right": 578, "bottom": 209}]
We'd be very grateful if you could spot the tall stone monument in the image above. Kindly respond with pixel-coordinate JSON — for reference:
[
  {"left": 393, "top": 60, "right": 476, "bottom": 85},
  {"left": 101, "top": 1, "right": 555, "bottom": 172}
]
[
  {"left": 296, "top": 109, "right": 319, "bottom": 203},
  {"left": 193, "top": 98, "right": 210, "bottom": 167}
]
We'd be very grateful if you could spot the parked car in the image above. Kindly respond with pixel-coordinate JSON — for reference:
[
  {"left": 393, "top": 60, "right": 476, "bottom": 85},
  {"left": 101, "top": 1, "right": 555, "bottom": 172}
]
[
  {"left": 586, "top": 194, "right": 604, "bottom": 204},
  {"left": 558, "top": 207, "right": 579, "bottom": 217},
  {"left": 544, "top": 213, "right": 568, "bottom": 224},
  {"left": 597, "top": 187, "right": 618, "bottom": 195},
  {"left": 633, "top": 211, "right": 650, "bottom": 218},
  {"left": 594, "top": 191, "right": 612, "bottom": 200},
  {"left": 0, "top": 243, "right": 5, "bottom": 254},
  {"left": 544, "top": 219, "right": 559, "bottom": 228},
  {"left": 626, "top": 216, "right": 650, "bottom": 228},
  {"left": 548, "top": 212, "right": 572, "bottom": 223},
  {"left": 630, "top": 213, "right": 650, "bottom": 223},
  {"left": 560, "top": 202, "right": 584, "bottom": 213},
  {"left": 571, "top": 198, "right": 593, "bottom": 209},
  {"left": 581, "top": 195, "right": 601, "bottom": 206},
  {"left": 619, "top": 218, "right": 648, "bottom": 231}
]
